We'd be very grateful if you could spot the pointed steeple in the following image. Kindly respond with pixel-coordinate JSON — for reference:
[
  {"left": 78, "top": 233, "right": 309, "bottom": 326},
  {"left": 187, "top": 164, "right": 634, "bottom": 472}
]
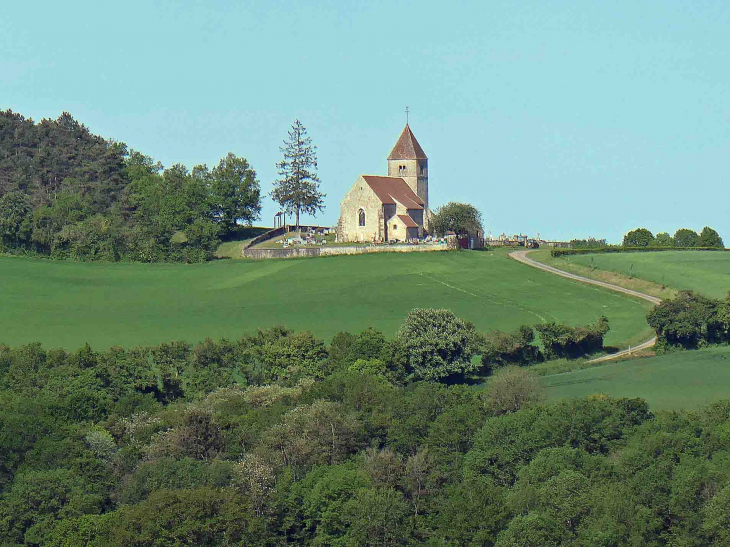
[{"left": 387, "top": 124, "right": 428, "bottom": 160}]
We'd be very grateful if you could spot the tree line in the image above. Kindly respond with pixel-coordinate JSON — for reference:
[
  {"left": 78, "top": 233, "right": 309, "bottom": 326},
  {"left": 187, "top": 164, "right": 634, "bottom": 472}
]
[
  {"left": 0, "top": 110, "right": 324, "bottom": 262},
  {"left": 623, "top": 226, "right": 724, "bottom": 248},
  {"left": 2, "top": 311, "right": 730, "bottom": 545},
  {"left": 566, "top": 227, "right": 724, "bottom": 251}
]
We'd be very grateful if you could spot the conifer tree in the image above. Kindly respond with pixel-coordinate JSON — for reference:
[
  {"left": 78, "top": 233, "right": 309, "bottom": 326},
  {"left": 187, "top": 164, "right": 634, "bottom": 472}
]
[{"left": 272, "top": 120, "right": 325, "bottom": 231}]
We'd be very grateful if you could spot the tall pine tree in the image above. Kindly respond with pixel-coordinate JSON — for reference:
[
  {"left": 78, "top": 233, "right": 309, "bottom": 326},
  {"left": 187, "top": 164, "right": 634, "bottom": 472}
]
[{"left": 272, "top": 120, "right": 325, "bottom": 231}]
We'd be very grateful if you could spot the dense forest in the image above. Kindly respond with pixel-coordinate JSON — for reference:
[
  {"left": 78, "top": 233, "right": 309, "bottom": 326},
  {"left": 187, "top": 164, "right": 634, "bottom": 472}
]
[
  {"left": 2, "top": 305, "right": 730, "bottom": 546},
  {"left": 0, "top": 110, "right": 261, "bottom": 262}
]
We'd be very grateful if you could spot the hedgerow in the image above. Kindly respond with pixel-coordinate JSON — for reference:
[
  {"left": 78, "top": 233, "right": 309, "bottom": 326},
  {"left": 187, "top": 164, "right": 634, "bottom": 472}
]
[{"left": 551, "top": 246, "right": 725, "bottom": 257}]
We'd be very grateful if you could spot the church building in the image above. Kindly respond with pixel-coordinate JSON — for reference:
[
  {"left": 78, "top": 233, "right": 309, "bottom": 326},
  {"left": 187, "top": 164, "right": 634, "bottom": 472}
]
[{"left": 337, "top": 124, "right": 430, "bottom": 243}]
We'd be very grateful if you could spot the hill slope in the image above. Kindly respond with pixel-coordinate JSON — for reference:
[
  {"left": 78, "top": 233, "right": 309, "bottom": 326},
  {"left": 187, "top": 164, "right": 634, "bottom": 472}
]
[
  {"left": 540, "top": 250, "right": 730, "bottom": 299},
  {"left": 0, "top": 250, "right": 653, "bottom": 349},
  {"left": 544, "top": 346, "right": 730, "bottom": 410}
]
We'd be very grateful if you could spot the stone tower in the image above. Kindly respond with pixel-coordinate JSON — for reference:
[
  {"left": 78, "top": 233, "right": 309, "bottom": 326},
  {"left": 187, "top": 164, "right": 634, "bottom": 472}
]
[{"left": 387, "top": 124, "right": 428, "bottom": 218}]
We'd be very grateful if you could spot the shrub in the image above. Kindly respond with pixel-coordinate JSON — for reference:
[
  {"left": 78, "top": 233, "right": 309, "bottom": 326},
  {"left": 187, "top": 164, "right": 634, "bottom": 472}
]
[
  {"left": 647, "top": 291, "right": 727, "bottom": 352},
  {"left": 569, "top": 238, "right": 608, "bottom": 249},
  {"left": 535, "top": 317, "right": 610, "bottom": 360},
  {"left": 481, "top": 326, "right": 542, "bottom": 373}
]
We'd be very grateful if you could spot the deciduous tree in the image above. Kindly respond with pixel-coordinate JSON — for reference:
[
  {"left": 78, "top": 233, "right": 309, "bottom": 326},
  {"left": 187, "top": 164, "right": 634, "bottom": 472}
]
[
  {"left": 208, "top": 153, "right": 262, "bottom": 236},
  {"left": 655, "top": 232, "right": 674, "bottom": 246},
  {"left": 698, "top": 226, "right": 724, "bottom": 248},
  {"left": 341, "top": 487, "right": 412, "bottom": 546},
  {"left": 673, "top": 227, "right": 699, "bottom": 247},
  {"left": 622, "top": 228, "right": 654, "bottom": 247},
  {"left": 259, "top": 400, "right": 362, "bottom": 478},
  {"left": 646, "top": 290, "right": 725, "bottom": 351},
  {"left": 0, "top": 191, "right": 32, "bottom": 249},
  {"left": 483, "top": 366, "right": 545, "bottom": 416},
  {"left": 397, "top": 308, "right": 480, "bottom": 382},
  {"left": 431, "top": 201, "right": 483, "bottom": 237}
]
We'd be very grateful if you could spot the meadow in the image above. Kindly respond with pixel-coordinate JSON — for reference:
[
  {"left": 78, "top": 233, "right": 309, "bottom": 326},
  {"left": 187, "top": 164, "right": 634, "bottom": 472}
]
[
  {"left": 0, "top": 248, "right": 653, "bottom": 350},
  {"left": 544, "top": 346, "right": 730, "bottom": 411},
  {"left": 536, "top": 250, "right": 730, "bottom": 299}
]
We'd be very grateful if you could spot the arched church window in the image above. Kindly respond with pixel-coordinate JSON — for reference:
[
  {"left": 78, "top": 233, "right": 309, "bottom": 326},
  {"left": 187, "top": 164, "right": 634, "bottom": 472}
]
[{"left": 358, "top": 209, "right": 366, "bottom": 227}]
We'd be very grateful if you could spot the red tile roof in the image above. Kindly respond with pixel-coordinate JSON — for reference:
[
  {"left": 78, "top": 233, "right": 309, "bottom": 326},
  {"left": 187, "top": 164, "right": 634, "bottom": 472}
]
[
  {"left": 397, "top": 214, "right": 418, "bottom": 228},
  {"left": 362, "top": 176, "right": 424, "bottom": 210},
  {"left": 387, "top": 124, "right": 428, "bottom": 160}
]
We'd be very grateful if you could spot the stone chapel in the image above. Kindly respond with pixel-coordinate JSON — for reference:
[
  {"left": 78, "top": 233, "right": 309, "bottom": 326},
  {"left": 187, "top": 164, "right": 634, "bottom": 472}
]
[{"left": 337, "top": 124, "right": 430, "bottom": 243}]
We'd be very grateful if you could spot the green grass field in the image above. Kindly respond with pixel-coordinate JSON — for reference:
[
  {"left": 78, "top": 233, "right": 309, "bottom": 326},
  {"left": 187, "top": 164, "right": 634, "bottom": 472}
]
[
  {"left": 0, "top": 249, "right": 653, "bottom": 350},
  {"left": 544, "top": 346, "right": 730, "bottom": 411},
  {"left": 557, "top": 251, "right": 730, "bottom": 299}
]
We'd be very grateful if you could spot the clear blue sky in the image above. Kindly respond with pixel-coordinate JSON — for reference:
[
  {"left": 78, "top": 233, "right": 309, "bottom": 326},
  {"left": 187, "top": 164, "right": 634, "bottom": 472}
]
[{"left": 2, "top": 0, "right": 728, "bottom": 243}]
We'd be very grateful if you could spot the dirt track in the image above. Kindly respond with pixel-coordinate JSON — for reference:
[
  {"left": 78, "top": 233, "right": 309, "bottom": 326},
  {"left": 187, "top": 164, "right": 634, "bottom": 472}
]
[{"left": 509, "top": 250, "right": 660, "bottom": 363}]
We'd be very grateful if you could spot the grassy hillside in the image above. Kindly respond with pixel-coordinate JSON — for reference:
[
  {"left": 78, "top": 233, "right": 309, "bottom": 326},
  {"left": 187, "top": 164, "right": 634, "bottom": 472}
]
[
  {"left": 544, "top": 346, "right": 730, "bottom": 410},
  {"left": 534, "top": 250, "right": 729, "bottom": 299},
  {"left": 0, "top": 249, "right": 652, "bottom": 350},
  {"left": 214, "top": 226, "right": 272, "bottom": 259}
]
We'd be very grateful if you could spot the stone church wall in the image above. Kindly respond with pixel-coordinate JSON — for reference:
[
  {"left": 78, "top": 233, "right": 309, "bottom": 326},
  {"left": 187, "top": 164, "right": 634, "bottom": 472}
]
[
  {"left": 387, "top": 214, "right": 412, "bottom": 241},
  {"left": 338, "top": 176, "right": 385, "bottom": 242}
]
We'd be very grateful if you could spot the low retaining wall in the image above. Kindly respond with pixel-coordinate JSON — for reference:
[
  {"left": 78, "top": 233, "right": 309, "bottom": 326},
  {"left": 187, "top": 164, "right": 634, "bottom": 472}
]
[
  {"left": 243, "top": 244, "right": 453, "bottom": 260},
  {"left": 244, "top": 248, "right": 321, "bottom": 259},
  {"left": 243, "top": 226, "right": 287, "bottom": 250},
  {"left": 243, "top": 225, "right": 334, "bottom": 250}
]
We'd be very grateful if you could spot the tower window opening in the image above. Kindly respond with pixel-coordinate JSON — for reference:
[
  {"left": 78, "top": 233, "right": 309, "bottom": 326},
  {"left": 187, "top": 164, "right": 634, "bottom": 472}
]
[{"left": 358, "top": 209, "right": 366, "bottom": 227}]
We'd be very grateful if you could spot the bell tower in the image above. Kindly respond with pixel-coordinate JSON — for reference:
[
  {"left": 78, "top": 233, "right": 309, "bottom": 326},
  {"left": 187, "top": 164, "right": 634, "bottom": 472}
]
[{"left": 386, "top": 123, "right": 428, "bottom": 215}]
